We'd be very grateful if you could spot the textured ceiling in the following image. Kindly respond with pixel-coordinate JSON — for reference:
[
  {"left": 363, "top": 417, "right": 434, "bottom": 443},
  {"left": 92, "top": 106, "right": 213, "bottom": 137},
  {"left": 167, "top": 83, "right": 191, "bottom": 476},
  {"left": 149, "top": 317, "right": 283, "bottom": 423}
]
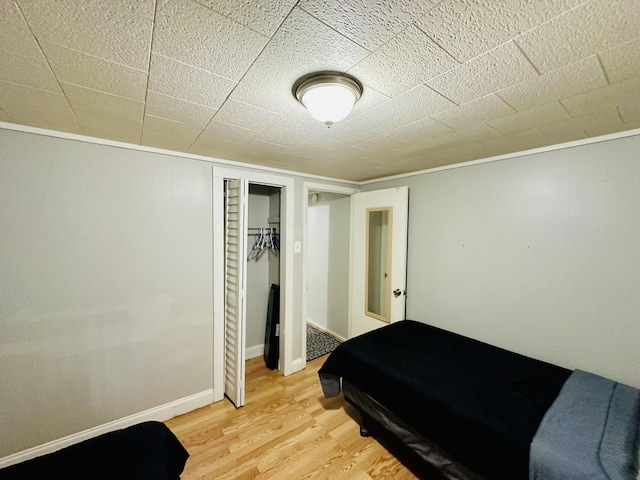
[{"left": 1, "top": 0, "right": 639, "bottom": 182}]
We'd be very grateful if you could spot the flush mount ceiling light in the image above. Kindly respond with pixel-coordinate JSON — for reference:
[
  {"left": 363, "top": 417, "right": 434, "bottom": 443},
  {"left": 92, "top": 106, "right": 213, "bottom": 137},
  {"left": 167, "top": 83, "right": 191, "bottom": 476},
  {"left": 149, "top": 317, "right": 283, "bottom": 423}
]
[{"left": 294, "top": 72, "right": 363, "bottom": 127}]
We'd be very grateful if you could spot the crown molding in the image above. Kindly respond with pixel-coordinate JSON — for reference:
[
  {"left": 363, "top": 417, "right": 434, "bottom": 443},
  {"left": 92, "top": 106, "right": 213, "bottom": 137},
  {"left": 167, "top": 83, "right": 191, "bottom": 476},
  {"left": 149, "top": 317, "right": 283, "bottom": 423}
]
[
  {"left": 0, "top": 122, "right": 357, "bottom": 186},
  {"left": 360, "top": 127, "right": 640, "bottom": 185}
]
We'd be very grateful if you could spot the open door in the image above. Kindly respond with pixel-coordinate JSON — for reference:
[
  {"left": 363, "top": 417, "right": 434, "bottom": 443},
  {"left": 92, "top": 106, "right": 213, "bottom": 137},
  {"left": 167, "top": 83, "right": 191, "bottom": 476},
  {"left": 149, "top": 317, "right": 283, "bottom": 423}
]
[
  {"left": 350, "top": 187, "right": 408, "bottom": 338},
  {"left": 224, "top": 178, "right": 248, "bottom": 407}
]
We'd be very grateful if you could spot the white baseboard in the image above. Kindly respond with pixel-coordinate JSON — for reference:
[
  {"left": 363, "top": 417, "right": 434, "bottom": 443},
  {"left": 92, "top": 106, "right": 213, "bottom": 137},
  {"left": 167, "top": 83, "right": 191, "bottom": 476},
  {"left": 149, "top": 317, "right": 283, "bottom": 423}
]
[
  {"left": 0, "top": 389, "right": 215, "bottom": 469},
  {"left": 246, "top": 344, "right": 264, "bottom": 359},
  {"left": 307, "top": 319, "right": 347, "bottom": 342},
  {"left": 291, "top": 357, "right": 305, "bottom": 373}
]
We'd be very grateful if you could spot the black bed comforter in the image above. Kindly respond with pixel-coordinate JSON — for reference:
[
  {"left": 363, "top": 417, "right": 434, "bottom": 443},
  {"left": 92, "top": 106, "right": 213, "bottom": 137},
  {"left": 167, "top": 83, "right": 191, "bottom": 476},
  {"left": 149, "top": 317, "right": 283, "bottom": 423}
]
[
  {"left": 319, "top": 320, "right": 571, "bottom": 479},
  {"left": 0, "top": 421, "right": 189, "bottom": 480}
]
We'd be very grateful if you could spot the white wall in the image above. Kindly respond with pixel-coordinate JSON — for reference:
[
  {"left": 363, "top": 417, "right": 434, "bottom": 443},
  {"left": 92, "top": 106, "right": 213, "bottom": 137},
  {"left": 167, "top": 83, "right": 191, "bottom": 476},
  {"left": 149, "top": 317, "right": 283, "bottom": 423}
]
[
  {"left": 0, "top": 129, "right": 214, "bottom": 458},
  {"left": 307, "top": 203, "right": 330, "bottom": 330},
  {"left": 307, "top": 193, "right": 350, "bottom": 339},
  {"left": 365, "top": 134, "right": 640, "bottom": 388}
]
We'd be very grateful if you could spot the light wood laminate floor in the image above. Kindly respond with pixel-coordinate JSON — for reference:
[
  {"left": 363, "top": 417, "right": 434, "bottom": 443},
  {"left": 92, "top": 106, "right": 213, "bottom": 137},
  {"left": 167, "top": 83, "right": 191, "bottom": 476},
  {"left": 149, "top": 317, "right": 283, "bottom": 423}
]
[{"left": 165, "top": 355, "right": 444, "bottom": 479}]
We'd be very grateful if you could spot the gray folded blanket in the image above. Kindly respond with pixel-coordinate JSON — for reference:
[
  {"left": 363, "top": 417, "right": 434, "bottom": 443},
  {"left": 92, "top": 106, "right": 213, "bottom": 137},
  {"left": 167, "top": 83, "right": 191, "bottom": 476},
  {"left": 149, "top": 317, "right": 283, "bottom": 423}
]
[{"left": 530, "top": 370, "right": 640, "bottom": 480}]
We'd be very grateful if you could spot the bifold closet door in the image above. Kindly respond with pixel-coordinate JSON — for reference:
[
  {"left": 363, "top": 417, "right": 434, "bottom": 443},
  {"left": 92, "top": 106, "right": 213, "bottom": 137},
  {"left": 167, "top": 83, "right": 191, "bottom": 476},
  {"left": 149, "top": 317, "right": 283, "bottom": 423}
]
[{"left": 224, "top": 178, "right": 248, "bottom": 408}]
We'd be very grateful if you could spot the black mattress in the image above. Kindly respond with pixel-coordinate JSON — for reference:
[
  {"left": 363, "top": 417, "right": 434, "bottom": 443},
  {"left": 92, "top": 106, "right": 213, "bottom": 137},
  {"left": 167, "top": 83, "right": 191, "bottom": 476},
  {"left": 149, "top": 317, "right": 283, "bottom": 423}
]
[
  {"left": 319, "top": 320, "right": 571, "bottom": 479},
  {"left": 0, "top": 421, "right": 189, "bottom": 480}
]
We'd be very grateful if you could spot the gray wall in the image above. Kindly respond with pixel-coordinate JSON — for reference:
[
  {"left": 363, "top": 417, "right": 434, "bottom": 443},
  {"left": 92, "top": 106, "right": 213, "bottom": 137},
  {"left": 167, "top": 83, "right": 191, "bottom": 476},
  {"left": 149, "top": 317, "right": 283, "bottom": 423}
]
[
  {"left": 0, "top": 129, "right": 214, "bottom": 457},
  {"left": 0, "top": 127, "right": 355, "bottom": 459},
  {"left": 364, "top": 134, "right": 640, "bottom": 388}
]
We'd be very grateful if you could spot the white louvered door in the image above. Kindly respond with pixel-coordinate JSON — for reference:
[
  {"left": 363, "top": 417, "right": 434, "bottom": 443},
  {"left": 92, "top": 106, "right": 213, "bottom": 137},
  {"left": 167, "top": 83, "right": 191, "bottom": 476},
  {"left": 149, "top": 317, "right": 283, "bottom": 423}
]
[{"left": 224, "top": 178, "right": 248, "bottom": 407}]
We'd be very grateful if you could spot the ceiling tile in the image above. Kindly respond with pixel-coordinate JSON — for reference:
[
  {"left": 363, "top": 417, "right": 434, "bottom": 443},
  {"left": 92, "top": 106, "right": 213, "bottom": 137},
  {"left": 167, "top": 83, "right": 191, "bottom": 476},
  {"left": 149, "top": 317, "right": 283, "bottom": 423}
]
[
  {"left": 313, "top": 155, "right": 395, "bottom": 181},
  {"left": 141, "top": 130, "right": 198, "bottom": 152},
  {"left": 488, "top": 102, "right": 570, "bottom": 134},
  {"left": 336, "top": 84, "right": 456, "bottom": 139},
  {"left": 599, "top": 38, "right": 640, "bottom": 84},
  {"left": 189, "top": 137, "right": 265, "bottom": 166},
  {"left": 397, "top": 141, "right": 500, "bottom": 171},
  {"left": 516, "top": 0, "right": 640, "bottom": 73},
  {"left": 538, "top": 129, "right": 589, "bottom": 145},
  {"left": 8, "top": 107, "right": 81, "bottom": 134},
  {"left": 254, "top": 124, "right": 313, "bottom": 148},
  {"left": 42, "top": 42, "right": 147, "bottom": 101},
  {"left": 154, "top": 0, "right": 268, "bottom": 82},
  {"left": 537, "top": 107, "right": 622, "bottom": 138},
  {"left": 142, "top": 114, "right": 203, "bottom": 139},
  {"left": 230, "top": 7, "right": 369, "bottom": 113},
  {"left": 61, "top": 83, "right": 144, "bottom": 122},
  {"left": 18, "top": 0, "right": 154, "bottom": 70},
  {"left": 585, "top": 120, "right": 640, "bottom": 138},
  {"left": 194, "top": 0, "right": 298, "bottom": 37},
  {"left": 432, "top": 94, "right": 516, "bottom": 130},
  {"left": 298, "top": 0, "right": 438, "bottom": 51},
  {"left": 0, "top": 81, "right": 69, "bottom": 117},
  {"left": 619, "top": 103, "right": 640, "bottom": 123},
  {"left": 196, "top": 137, "right": 286, "bottom": 166},
  {"left": 347, "top": 25, "right": 458, "bottom": 97},
  {"left": 0, "top": 49, "right": 61, "bottom": 93},
  {"left": 561, "top": 76, "right": 640, "bottom": 117},
  {"left": 148, "top": 54, "right": 237, "bottom": 109},
  {"left": 145, "top": 91, "right": 217, "bottom": 128},
  {"left": 427, "top": 42, "right": 537, "bottom": 104},
  {"left": 585, "top": 119, "right": 640, "bottom": 138},
  {"left": 188, "top": 135, "right": 239, "bottom": 158},
  {"left": 388, "top": 117, "right": 453, "bottom": 143},
  {"left": 416, "top": 0, "right": 584, "bottom": 63},
  {"left": 305, "top": 129, "right": 362, "bottom": 150},
  {"left": 0, "top": 0, "right": 45, "bottom": 59},
  {"left": 283, "top": 142, "right": 334, "bottom": 160},
  {"left": 395, "top": 123, "right": 502, "bottom": 156},
  {"left": 213, "top": 99, "right": 284, "bottom": 133},
  {"left": 480, "top": 127, "right": 551, "bottom": 152},
  {"left": 75, "top": 109, "right": 142, "bottom": 138},
  {"left": 83, "top": 127, "right": 142, "bottom": 145},
  {"left": 498, "top": 56, "right": 608, "bottom": 111},
  {"left": 351, "top": 134, "right": 409, "bottom": 153},
  {"left": 247, "top": 137, "right": 291, "bottom": 155},
  {"left": 200, "top": 120, "right": 259, "bottom": 144},
  {"left": 349, "top": 86, "right": 391, "bottom": 116}
]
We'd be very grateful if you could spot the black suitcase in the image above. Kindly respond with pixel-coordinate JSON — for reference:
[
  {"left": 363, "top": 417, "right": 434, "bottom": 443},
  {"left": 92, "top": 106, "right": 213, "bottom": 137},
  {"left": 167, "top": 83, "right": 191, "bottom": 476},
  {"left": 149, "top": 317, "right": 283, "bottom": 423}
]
[{"left": 263, "top": 284, "right": 280, "bottom": 370}]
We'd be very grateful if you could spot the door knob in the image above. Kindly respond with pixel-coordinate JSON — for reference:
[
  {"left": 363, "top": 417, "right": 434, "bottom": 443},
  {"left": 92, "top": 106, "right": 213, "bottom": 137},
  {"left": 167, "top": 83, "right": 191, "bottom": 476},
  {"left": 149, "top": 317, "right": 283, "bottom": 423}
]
[{"left": 393, "top": 289, "right": 402, "bottom": 298}]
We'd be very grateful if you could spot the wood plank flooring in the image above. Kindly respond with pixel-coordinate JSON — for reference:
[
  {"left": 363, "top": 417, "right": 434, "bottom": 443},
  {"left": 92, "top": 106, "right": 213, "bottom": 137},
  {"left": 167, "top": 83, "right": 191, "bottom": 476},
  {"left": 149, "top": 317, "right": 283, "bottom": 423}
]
[{"left": 166, "top": 355, "right": 444, "bottom": 479}]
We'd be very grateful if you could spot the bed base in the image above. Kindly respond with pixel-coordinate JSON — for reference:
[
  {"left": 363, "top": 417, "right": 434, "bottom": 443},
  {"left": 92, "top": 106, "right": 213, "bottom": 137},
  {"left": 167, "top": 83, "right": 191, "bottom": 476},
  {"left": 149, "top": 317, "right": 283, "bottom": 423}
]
[{"left": 343, "top": 379, "right": 485, "bottom": 480}]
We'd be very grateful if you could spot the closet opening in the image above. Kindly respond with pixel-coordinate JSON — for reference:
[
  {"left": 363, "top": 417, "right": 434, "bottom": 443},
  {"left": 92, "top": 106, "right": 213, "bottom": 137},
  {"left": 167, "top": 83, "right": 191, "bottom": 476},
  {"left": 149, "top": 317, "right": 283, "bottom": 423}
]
[
  {"left": 222, "top": 179, "right": 283, "bottom": 408},
  {"left": 246, "top": 184, "right": 281, "bottom": 380}
]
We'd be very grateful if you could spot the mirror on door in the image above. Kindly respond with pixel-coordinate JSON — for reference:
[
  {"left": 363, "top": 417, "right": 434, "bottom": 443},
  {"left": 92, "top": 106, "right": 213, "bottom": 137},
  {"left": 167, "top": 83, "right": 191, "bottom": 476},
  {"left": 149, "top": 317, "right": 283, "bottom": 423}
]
[{"left": 365, "top": 207, "right": 392, "bottom": 323}]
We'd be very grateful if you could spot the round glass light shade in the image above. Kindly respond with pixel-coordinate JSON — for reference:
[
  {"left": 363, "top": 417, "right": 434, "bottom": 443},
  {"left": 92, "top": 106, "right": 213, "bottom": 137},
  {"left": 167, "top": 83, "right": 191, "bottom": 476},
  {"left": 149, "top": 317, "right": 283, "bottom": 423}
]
[{"left": 294, "top": 73, "right": 362, "bottom": 126}]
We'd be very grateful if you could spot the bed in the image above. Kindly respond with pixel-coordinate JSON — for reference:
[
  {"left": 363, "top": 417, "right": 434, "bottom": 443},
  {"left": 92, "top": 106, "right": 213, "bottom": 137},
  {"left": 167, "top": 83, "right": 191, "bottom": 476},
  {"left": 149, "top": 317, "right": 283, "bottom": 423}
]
[
  {"left": 319, "top": 320, "right": 640, "bottom": 480},
  {"left": 0, "top": 421, "right": 189, "bottom": 479}
]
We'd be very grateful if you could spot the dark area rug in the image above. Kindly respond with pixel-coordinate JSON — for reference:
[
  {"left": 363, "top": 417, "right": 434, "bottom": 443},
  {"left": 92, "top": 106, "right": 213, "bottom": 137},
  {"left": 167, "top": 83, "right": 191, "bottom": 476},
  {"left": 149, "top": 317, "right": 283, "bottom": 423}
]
[{"left": 307, "top": 324, "right": 341, "bottom": 361}]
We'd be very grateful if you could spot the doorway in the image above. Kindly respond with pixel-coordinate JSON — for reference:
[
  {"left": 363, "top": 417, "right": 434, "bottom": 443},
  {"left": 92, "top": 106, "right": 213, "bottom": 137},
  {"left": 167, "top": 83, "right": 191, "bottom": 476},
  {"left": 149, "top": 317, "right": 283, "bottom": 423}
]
[{"left": 302, "top": 182, "right": 359, "bottom": 366}]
